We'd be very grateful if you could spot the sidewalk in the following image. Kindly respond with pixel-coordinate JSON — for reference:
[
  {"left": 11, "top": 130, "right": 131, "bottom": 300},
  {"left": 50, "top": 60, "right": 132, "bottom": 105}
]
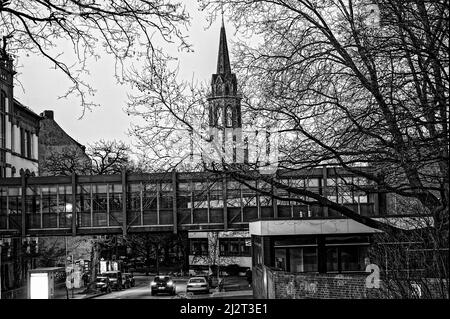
[
  {"left": 176, "top": 289, "right": 254, "bottom": 299},
  {"left": 210, "top": 289, "right": 254, "bottom": 299},
  {"left": 55, "top": 287, "right": 107, "bottom": 299}
]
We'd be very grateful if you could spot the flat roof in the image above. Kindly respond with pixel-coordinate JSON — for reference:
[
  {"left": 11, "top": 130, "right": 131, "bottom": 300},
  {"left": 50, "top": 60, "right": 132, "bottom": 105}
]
[
  {"left": 249, "top": 216, "right": 432, "bottom": 236},
  {"left": 28, "top": 267, "right": 65, "bottom": 273}
]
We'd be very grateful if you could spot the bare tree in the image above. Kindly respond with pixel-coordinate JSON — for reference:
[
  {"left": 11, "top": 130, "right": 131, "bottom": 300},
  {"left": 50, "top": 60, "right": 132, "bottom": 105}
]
[
  {"left": 39, "top": 146, "right": 91, "bottom": 176},
  {"left": 126, "top": 56, "right": 210, "bottom": 172},
  {"left": 0, "top": 0, "right": 190, "bottom": 114},
  {"left": 40, "top": 139, "right": 131, "bottom": 175},
  {"left": 125, "top": 0, "right": 448, "bottom": 297},
  {"left": 124, "top": 233, "right": 187, "bottom": 275},
  {"left": 88, "top": 139, "right": 131, "bottom": 175}
]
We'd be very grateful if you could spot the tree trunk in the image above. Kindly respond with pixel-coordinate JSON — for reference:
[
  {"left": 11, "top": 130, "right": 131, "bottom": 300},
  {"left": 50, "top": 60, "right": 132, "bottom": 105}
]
[{"left": 90, "top": 241, "right": 99, "bottom": 283}]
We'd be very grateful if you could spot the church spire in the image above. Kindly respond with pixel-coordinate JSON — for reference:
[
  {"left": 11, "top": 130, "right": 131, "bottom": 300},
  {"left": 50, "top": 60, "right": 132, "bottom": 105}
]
[{"left": 216, "top": 22, "right": 231, "bottom": 74}]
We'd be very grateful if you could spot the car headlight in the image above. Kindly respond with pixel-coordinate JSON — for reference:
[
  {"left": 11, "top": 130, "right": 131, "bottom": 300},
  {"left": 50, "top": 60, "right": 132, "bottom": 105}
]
[
  {"left": 167, "top": 280, "right": 173, "bottom": 286},
  {"left": 150, "top": 282, "right": 156, "bottom": 286}
]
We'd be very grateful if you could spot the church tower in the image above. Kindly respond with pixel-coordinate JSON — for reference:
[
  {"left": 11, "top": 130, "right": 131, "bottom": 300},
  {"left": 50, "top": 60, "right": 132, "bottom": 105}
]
[{"left": 207, "top": 21, "right": 243, "bottom": 163}]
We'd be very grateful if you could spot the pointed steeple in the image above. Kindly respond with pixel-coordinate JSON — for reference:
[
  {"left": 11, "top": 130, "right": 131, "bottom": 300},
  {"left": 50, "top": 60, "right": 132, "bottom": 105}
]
[{"left": 216, "top": 23, "right": 231, "bottom": 74}]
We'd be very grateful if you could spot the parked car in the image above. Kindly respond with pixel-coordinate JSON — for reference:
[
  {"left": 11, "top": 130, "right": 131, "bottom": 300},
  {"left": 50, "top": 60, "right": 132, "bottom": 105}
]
[
  {"left": 94, "top": 276, "right": 112, "bottom": 293},
  {"left": 150, "top": 275, "right": 176, "bottom": 296},
  {"left": 186, "top": 277, "right": 210, "bottom": 294},
  {"left": 101, "top": 271, "right": 123, "bottom": 290},
  {"left": 122, "top": 273, "right": 135, "bottom": 288}
]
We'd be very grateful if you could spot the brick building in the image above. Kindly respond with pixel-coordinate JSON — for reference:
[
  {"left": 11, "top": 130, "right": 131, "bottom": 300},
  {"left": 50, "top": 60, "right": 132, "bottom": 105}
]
[{"left": 39, "top": 110, "right": 91, "bottom": 176}]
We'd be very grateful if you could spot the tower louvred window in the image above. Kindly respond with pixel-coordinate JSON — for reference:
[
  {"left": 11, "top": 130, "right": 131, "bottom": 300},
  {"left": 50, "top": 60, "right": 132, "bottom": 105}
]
[{"left": 226, "top": 106, "right": 233, "bottom": 127}]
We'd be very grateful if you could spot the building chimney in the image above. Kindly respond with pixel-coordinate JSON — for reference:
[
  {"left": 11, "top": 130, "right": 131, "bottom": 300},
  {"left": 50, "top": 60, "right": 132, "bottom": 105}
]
[{"left": 41, "top": 110, "right": 54, "bottom": 120}]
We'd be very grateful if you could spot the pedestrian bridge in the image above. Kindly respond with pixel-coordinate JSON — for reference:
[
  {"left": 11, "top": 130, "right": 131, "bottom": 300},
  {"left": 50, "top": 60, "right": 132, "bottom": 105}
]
[{"left": 0, "top": 167, "right": 382, "bottom": 237}]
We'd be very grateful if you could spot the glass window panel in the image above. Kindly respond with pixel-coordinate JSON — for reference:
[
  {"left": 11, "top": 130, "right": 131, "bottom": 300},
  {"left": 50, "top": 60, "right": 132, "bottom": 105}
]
[
  {"left": 358, "top": 195, "right": 368, "bottom": 203},
  {"left": 160, "top": 183, "right": 173, "bottom": 191},
  {"left": 243, "top": 197, "right": 257, "bottom": 206},
  {"left": 258, "top": 181, "right": 271, "bottom": 189},
  {"left": 129, "top": 183, "right": 142, "bottom": 192},
  {"left": 57, "top": 186, "right": 65, "bottom": 195},
  {"left": 327, "top": 178, "right": 337, "bottom": 186},
  {"left": 61, "top": 185, "right": 71, "bottom": 195},
  {"left": 93, "top": 184, "right": 107, "bottom": 193},
  {"left": 290, "top": 179, "right": 304, "bottom": 188},
  {"left": 327, "top": 195, "right": 337, "bottom": 202},
  {"left": 78, "top": 184, "right": 91, "bottom": 194},
  {"left": 108, "top": 184, "right": 122, "bottom": 193},
  {"left": 341, "top": 195, "right": 354, "bottom": 203},
  {"left": 241, "top": 181, "right": 256, "bottom": 189},
  {"left": 193, "top": 182, "right": 204, "bottom": 191},
  {"left": 340, "top": 246, "right": 367, "bottom": 272},
  {"left": 144, "top": 184, "right": 157, "bottom": 191},
  {"left": 289, "top": 248, "right": 303, "bottom": 273},
  {"left": 210, "top": 181, "right": 222, "bottom": 190},
  {"left": 303, "top": 247, "right": 318, "bottom": 272},
  {"left": 26, "top": 186, "right": 39, "bottom": 196},
  {"left": 326, "top": 247, "right": 339, "bottom": 272},
  {"left": 8, "top": 187, "right": 21, "bottom": 196},
  {"left": 338, "top": 177, "right": 353, "bottom": 185},
  {"left": 354, "top": 177, "right": 367, "bottom": 185},
  {"left": 227, "top": 181, "right": 241, "bottom": 189},
  {"left": 306, "top": 178, "right": 319, "bottom": 187},
  {"left": 274, "top": 248, "right": 287, "bottom": 271},
  {"left": 178, "top": 183, "right": 190, "bottom": 191},
  {"left": 159, "top": 196, "right": 173, "bottom": 209},
  {"left": 260, "top": 196, "right": 272, "bottom": 206}
]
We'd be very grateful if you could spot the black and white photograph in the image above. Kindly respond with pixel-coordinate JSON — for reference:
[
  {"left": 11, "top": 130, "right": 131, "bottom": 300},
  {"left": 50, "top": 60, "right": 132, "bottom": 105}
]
[{"left": 0, "top": 0, "right": 448, "bottom": 314}]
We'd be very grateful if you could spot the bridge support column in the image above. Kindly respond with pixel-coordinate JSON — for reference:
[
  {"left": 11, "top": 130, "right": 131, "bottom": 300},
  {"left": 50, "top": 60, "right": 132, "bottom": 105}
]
[
  {"left": 172, "top": 170, "right": 178, "bottom": 234},
  {"left": 322, "top": 166, "right": 329, "bottom": 217},
  {"left": 71, "top": 172, "right": 77, "bottom": 236},
  {"left": 20, "top": 170, "right": 27, "bottom": 237},
  {"left": 122, "top": 168, "right": 127, "bottom": 237},
  {"left": 272, "top": 183, "right": 278, "bottom": 219},
  {"left": 222, "top": 175, "right": 228, "bottom": 231}
]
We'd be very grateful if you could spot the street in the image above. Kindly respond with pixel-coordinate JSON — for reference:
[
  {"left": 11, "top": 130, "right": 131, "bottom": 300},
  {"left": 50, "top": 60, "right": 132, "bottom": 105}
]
[{"left": 92, "top": 275, "right": 252, "bottom": 299}]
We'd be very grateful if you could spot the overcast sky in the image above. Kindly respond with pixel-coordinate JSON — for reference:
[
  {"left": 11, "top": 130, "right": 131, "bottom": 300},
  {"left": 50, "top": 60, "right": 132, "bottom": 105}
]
[{"left": 13, "top": 2, "right": 237, "bottom": 149}]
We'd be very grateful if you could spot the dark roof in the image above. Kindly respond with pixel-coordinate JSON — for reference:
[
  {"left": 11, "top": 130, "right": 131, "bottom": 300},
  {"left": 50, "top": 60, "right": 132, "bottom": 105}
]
[
  {"left": 40, "top": 109, "right": 87, "bottom": 151},
  {"left": 216, "top": 23, "right": 231, "bottom": 74},
  {"left": 13, "top": 98, "right": 42, "bottom": 120}
]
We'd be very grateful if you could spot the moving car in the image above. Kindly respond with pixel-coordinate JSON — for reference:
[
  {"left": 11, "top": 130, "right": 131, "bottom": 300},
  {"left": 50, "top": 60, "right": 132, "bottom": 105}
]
[
  {"left": 186, "top": 277, "right": 210, "bottom": 294},
  {"left": 94, "top": 276, "right": 112, "bottom": 293},
  {"left": 150, "top": 275, "right": 176, "bottom": 296},
  {"left": 101, "top": 271, "right": 123, "bottom": 291},
  {"left": 122, "top": 273, "right": 135, "bottom": 288}
]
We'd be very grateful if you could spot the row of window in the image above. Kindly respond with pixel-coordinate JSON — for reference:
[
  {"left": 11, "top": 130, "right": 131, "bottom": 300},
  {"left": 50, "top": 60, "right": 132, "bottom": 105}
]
[
  {"left": 1, "top": 90, "right": 36, "bottom": 160},
  {"left": 252, "top": 235, "right": 372, "bottom": 274},
  {"left": 274, "top": 245, "right": 368, "bottom": 273},
  {"left": 190, "top": 238, "right": 251, "bottom": 257}
]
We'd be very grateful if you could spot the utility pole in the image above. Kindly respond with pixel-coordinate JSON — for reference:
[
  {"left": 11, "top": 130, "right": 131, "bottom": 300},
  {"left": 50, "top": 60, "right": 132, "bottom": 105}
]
[{"left": 0, "top": 239, "right": 3, "bottom": 300}]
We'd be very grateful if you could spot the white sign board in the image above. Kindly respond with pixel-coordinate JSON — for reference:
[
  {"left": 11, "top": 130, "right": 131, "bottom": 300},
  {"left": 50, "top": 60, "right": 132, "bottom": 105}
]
[
  {"left": 100, "top": 260, "right": 107, "bottom": 274},
  {"left": 30, "top": 273, "right": 49, "bottom": 299}
]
